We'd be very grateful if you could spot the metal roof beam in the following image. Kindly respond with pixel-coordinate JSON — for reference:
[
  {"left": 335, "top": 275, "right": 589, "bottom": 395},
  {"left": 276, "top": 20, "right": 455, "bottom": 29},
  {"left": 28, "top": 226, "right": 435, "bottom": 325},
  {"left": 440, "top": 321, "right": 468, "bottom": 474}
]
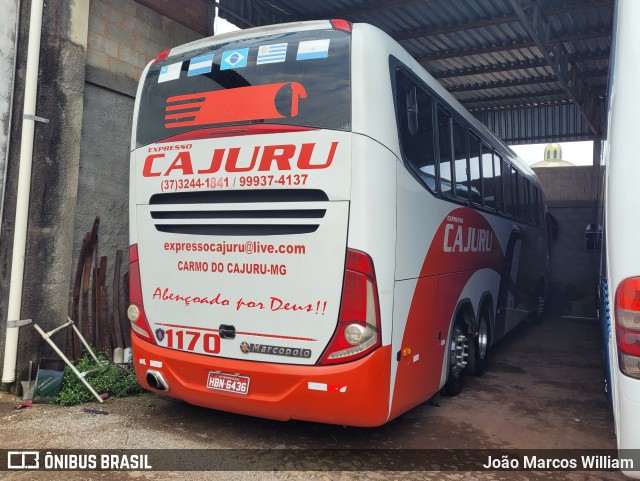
[
  {"left": 302, "top": 0, "right": 435, "bottom": 19},
  {"left": 447, "top": 75, "right": 559, "bottom": 93},
  {"left": 470, "top": 101, "right": 574, "bottom": 113},
  {"left": 432, "top": 59, "right": 549, "bottom": 79},
  {"left": 500, "top": 132, "right": 595, "bottom": 143},
  {"left": 216, "top": 2, "right": 256, "bottom": 28},
  {"left": 507, "top": 0, "right": 599, "bottom": 134},
  {"left": 461, "top": 89, "right": 568, "bottom": 107},
  {"left": 417, "top": 41, "right": 535, "bottom": 62},
  {"left": 217, "top": 0, "right": 298, "bottom": 28},
  {"left": 431, "top": 50, "right": 608, "bottom": 79},
  {"left": 395, "top": 0, "right": 612, "bottom": 41},
  {"left": 416, "top": 30, "right": 609, "bottom": 63}
]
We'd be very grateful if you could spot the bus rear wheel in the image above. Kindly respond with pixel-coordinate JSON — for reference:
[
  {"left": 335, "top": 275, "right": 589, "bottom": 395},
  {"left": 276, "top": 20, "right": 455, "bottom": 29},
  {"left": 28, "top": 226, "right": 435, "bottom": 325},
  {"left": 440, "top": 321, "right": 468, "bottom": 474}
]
[
  {"left": 467, "top": 308, "right": 489, "bottom": 376},
  {"left": 444, "top": 316, "right": 469, "bottom": 396}
]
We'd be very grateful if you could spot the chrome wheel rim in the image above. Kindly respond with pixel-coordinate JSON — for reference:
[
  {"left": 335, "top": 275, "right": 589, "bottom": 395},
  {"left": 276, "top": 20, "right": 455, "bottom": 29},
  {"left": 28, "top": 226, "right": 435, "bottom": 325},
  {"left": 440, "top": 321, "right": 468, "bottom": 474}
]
[
  {"left": 449, "top": 325, "right": 469, "bottom": 376},
  {"left": 478, "top": 315, "right": 488, "bottom": 360}
]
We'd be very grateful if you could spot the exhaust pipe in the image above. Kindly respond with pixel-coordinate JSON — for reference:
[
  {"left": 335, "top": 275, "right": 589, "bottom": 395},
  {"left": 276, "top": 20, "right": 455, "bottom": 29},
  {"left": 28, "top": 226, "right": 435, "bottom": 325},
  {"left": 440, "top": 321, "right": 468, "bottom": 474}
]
[{"left": 146, "top": 370, "right": 170, "bottom": 392}]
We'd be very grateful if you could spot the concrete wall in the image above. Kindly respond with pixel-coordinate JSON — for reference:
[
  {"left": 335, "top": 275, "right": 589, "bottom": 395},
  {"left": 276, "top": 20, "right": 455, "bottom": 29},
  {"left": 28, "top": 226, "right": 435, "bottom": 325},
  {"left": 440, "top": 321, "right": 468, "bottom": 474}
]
[
  {"left": 534, "top": 166, "right": 600, "bottom": 318},
  {"left": 0, "top": 0, "right": 202, "bottom": 389},
  {"left": 0, "top": 0, "right": 90, "bottom": 388},
  {"left": 0, "top": 0, "right": 20, "bottom": 230}
]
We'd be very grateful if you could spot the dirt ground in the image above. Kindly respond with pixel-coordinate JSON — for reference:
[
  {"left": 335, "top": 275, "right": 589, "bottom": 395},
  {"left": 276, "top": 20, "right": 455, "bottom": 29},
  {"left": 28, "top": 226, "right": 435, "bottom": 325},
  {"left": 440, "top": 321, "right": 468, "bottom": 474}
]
[{"left": 0, "top": 316, "right": 630, "bottom": 480}]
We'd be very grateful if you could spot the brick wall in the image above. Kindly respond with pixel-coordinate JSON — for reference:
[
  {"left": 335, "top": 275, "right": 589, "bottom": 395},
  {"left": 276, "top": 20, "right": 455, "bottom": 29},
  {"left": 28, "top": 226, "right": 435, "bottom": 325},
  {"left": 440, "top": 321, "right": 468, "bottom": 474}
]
[
  {"left": 534, "top": 166, "right": 595, "bottom": 202},
  {"left": 135, "top": 0, "right": 209, "bottom": 36},
  {"left": 87, "top": 0, "right": 202, "bottom": 81}
]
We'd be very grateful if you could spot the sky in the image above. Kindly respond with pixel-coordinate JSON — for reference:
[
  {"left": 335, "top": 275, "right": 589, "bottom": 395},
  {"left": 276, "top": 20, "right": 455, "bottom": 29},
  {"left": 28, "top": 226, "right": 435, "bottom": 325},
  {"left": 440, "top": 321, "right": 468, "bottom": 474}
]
[
  {"left": 510, "top": 141, "right": 594, "bottom": 166},
  {"left": 214, "top": 10, "right": 241, "bottom": 35},
  {"left": 211, "top": 15, "right": 594, "bottom": 168}
]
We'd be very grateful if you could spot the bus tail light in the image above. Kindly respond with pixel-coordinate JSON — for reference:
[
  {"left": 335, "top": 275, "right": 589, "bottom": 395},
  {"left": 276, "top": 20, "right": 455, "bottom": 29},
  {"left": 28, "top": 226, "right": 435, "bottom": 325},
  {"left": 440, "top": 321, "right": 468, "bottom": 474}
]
[
  {"left": 152, "top": 49, "right": 170, "bottom": 65},
  {"left": 331, "top": 19, "right": 352, "bottom": 33},
  {"left": 319, "top": 249, "right": 381, "bottom": 365},
  {"left": 615, "top": 277, "right": 640, "bottom": 378},
  {"left": 128, "top": 244, "right": 156, "bottom": 344}
]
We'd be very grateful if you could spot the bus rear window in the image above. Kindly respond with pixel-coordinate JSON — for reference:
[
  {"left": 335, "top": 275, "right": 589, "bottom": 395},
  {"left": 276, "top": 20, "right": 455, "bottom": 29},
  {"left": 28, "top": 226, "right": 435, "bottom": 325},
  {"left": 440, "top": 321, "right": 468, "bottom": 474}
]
[{"left": 135, "top": 29, "right": 351, "bottom": 148}]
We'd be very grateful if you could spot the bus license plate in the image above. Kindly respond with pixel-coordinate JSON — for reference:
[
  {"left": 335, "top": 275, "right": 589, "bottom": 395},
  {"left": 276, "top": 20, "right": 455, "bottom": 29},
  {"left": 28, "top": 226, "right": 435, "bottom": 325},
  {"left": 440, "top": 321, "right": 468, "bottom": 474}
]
[{"left": 206, "top": 372, "right": 250, "bottom": 395}]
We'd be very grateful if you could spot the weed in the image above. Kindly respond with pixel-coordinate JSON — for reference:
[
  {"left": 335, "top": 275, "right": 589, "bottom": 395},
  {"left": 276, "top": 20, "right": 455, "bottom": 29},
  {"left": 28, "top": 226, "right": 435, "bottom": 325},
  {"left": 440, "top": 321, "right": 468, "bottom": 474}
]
[{"left": 56, "top": 352, "right": 143, "bottom": 405}]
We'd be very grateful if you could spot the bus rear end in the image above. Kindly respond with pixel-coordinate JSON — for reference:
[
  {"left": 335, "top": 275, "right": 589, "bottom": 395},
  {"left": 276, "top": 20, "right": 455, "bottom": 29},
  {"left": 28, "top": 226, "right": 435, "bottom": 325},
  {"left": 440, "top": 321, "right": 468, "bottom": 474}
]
[{"left": 128, "top": 21, "right": 391, "bottom": 426}]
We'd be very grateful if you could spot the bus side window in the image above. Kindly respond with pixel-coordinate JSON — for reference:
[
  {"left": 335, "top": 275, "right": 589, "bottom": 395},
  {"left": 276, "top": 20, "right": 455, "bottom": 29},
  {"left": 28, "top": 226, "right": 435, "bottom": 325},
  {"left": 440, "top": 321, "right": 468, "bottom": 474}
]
[
  {"left": 519, "top": 175, "right": 529, "bottom": 223},
  {"left": 494, "top": 153, "right": 504, "bottom": 212},
  {"left": 529, "top": 183, "right": 537, "bottom": 225},
  {"left": 396, "top": 72, "right": 436, "bottom": 190},
  {"left": 452, "top": 119, "right": 469, "bottom": 201},
  {"left": 406, "top": 85, "right": 418, "bottom": 135},
  {"left": 469, "top": 134, "right": 482, "bottom": 205},
  {"left": 438, "top": 107, "right": 453, "bottom": 196},
  {"left": 481, "top": 144, "right": 495, "bottom": 208},
  {"left": 502, "top": 159, "right": 513, "bottom": 216},
  {"left": 510, "top": 166, "right": 519, "bottom": 218}
]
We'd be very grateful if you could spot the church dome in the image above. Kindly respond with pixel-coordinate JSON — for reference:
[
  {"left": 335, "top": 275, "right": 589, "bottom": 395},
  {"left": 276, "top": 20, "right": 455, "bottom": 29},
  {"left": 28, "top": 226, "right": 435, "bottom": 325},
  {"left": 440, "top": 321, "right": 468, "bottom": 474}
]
[
  {"left": 544, "top": 143, "right": 563, "bottom": 161},
  {"left": 531, "top": 143, "right": 574, "bottom": 168}
]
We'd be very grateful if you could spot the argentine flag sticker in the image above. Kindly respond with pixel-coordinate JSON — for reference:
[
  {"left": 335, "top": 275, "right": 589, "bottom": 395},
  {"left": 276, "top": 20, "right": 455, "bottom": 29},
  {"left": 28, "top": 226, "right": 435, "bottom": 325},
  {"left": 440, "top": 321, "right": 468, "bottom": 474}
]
[
  {"left": 158, "top": 62, "right": 182, "bottom": 83},
  {"left": 297, "top": 39, "right": 330, "bottom": 60},
  {"left": 188, "top": 54, "right": 214, "bottom": 76},
  {"left": 221, "top": 48, "right": 249, "bottom": 70}
]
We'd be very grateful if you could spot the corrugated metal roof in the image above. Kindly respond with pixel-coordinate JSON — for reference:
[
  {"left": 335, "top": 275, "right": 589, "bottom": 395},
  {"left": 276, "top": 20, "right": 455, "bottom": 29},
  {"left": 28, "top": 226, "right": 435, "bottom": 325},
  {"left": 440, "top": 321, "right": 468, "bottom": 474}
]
[{"left": 217, "top": 0, "right": 613, "bottom": 143}]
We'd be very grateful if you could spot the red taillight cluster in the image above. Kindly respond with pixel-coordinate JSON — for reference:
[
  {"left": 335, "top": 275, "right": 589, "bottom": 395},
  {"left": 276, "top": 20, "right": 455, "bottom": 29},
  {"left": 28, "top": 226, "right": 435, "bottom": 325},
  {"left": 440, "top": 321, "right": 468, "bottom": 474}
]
[
  {"left": 128, "top": 244, "right": 156, "bottom": 344},
  {"left": 318, "top": 249, "right": 381, "bottom": 365},
  {"left": 615, "top": 277, "right": 640, "bottom": 378},
  {"left": 152, "top": 50, "right": 170, "bottom": 66},
  {"left": 331, "top": 19, "right": 352, "bottom": 32}
]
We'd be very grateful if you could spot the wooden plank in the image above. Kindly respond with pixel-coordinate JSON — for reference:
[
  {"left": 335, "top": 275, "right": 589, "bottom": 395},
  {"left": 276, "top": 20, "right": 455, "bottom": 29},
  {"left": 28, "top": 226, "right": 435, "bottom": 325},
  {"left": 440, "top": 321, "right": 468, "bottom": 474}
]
[
  {"left": 80, "top": 217, "right": 100, "bottom": 355},
  {"left": 112, "top": 250, "right": 124, "bottom": 349},
  {"left": 98, "top": 256, "right": 109, "bottom": 358},
  {"left": 68, "top": 231, "right": 90, "bottom": 360},
  {"left": 94, "top": 265, "right": 101, "bottom": 350}
]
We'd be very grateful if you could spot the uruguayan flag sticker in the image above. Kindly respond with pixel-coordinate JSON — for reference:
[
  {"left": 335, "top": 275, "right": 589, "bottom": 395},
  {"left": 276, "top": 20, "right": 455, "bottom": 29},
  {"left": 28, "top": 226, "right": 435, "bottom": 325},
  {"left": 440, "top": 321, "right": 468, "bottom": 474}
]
[
  {"left": 221, "top": 48, "right": 249, "bottom": 70},
  {"left": 297, "top": 39, "right": 330, "bottom": 60},
  {"left": 158, "top": 62, "right": 182, "bottom": 83},
  {"left": 188, "top": 53, "right": 214, "bottom": 76},
  {"left": 257, "top": 43, "right": 288, "bottom": 64}
]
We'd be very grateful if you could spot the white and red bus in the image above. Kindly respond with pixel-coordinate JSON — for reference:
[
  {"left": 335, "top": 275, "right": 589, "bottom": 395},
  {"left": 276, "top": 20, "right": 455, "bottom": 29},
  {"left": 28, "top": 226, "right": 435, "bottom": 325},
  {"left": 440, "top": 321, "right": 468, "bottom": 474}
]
[
  {"left": 128, "top": 19, "right": 549, "bottom": 426},
  {"left": 598, "top": 0, "right": 640, "bottom": 476}
]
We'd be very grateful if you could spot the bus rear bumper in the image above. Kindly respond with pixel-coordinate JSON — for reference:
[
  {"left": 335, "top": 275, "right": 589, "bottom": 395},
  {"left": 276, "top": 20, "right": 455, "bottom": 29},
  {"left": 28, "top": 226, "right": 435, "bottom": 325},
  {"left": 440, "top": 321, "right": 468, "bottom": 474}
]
[{"left": 131, "top": 335, "right": 392, "bottom": 426}]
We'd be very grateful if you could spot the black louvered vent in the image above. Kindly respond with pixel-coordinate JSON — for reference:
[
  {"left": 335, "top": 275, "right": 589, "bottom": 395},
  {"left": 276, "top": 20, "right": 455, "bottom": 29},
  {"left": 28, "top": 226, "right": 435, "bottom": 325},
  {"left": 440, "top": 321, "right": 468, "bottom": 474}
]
[{"left": 149, "top": 189, "right": 328, "bottom": 236}]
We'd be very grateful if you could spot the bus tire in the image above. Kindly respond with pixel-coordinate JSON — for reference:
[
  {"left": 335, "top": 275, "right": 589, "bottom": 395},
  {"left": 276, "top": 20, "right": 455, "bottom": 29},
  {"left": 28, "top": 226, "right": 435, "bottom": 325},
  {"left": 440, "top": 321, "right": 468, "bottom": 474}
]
[
  {"left": 538, "top": 281, "right": 549, "bottom": 318},
  {"left": 467, "top": 307, "right": 490, "bottom": 376},
  {"left": 531, "top": 278, "right": 549, "bottom": 323},
  {"left": 444, "top": 315, "right": 469, "bottom": 396}
]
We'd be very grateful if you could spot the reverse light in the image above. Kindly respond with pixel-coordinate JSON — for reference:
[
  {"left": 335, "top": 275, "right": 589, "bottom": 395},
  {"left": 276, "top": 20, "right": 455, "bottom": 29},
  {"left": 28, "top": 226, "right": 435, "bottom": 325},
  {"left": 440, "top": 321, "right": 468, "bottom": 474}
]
[
  {"left": 319, "top": 249, "right": 381, "bottom": 365},
  {"left": 615, "top": 277, "right": 640, "bottom": 378},
  {"left": 127, "top": 305, "right": 140, "bottom": 322},
  {"left": 345, "top": 323, "right": 372, "bottom": 346},
  {"left": 129, "top": 244, "right": 156, "bottom": 343}
]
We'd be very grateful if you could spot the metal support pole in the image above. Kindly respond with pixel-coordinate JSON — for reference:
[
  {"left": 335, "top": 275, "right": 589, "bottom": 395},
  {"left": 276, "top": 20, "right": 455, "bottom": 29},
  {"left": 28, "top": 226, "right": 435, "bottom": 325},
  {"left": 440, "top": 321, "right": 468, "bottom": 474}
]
[{"left": 33, "top": 323, "right": 103, "bottom": 403}]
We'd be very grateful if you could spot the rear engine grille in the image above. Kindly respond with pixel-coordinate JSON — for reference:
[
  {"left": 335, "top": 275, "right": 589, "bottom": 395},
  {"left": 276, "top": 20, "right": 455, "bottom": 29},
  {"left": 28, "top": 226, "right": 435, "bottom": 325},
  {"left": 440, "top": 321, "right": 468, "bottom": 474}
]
[{"left": 149, "top": 189, "right": 329, "bottom": 236}]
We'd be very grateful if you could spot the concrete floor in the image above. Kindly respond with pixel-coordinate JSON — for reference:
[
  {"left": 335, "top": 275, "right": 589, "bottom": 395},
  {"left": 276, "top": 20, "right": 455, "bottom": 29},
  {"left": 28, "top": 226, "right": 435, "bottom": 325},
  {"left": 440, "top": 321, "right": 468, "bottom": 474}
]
[{"left": 0, "top": 316, "right": 628, "bottom": 480}]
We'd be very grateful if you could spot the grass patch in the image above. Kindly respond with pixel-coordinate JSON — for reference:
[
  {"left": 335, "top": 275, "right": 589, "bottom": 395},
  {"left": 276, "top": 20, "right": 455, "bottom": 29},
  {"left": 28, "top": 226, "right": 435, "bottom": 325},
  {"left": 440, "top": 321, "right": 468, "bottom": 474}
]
[{"left": 56, "top": 352, "right": 143, "bottom": 406}]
